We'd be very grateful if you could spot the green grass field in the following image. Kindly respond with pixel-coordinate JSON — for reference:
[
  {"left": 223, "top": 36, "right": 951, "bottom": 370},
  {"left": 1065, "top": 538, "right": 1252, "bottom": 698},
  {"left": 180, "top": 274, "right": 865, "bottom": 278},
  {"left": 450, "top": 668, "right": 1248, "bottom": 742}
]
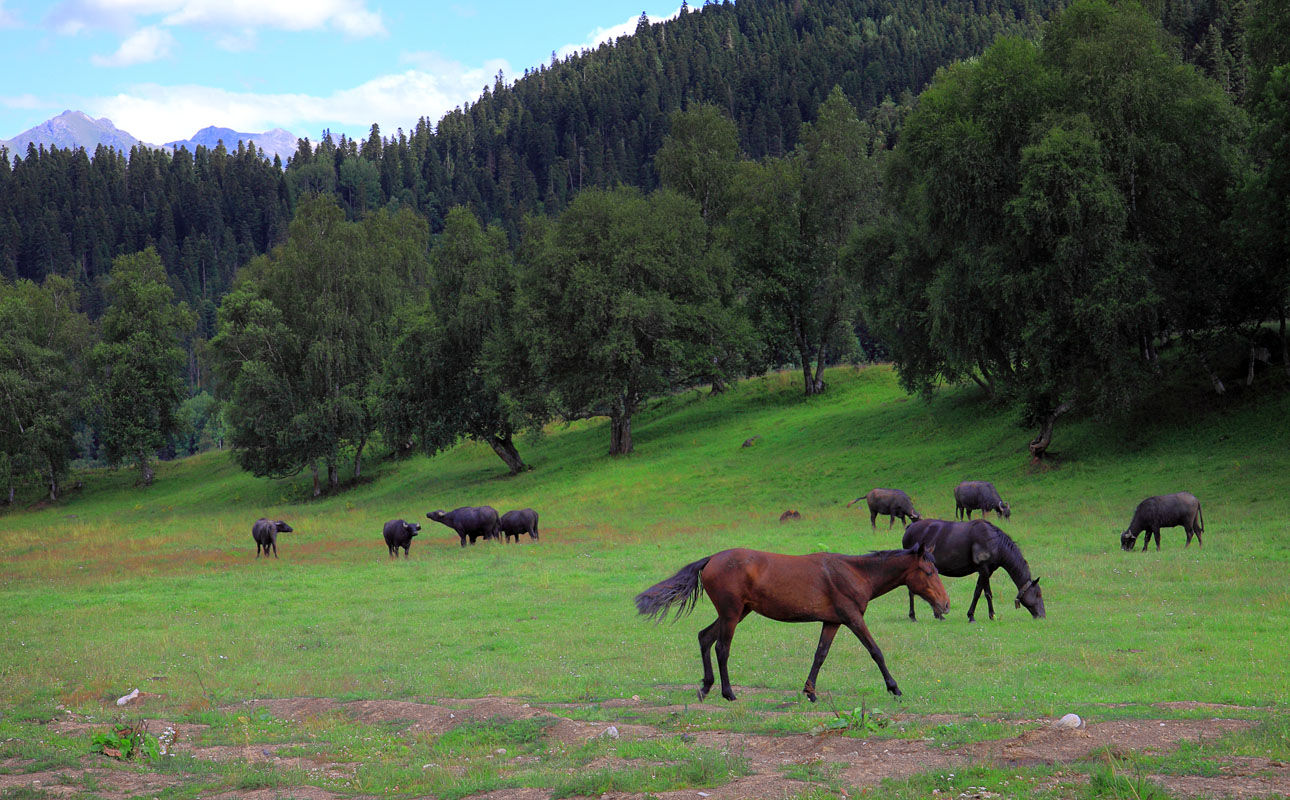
[{"left": 2, "top": 366, "right": 1288, "bottom": 799}]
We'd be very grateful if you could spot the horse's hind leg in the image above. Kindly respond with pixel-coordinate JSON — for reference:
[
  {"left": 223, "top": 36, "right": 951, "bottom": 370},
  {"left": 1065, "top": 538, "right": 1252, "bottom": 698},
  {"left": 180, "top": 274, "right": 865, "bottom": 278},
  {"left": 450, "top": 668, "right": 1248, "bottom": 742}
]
[
  {"left": 967, "top": 574, "right": 987, "bottom": 622},
  {"left": 697, "top": 619, "right": 719, "bottom": 701},
  {"left": 714, "top": 615, "right": 742, "bottom": 701},
  {"left": 803, "top": 623, "right": 840, "bottom": 702}
]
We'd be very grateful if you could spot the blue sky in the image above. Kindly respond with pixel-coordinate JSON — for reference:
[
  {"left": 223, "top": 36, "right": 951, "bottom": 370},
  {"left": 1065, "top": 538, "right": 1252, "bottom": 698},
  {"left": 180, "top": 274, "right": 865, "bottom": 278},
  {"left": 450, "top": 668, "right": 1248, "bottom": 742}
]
[{"left": 0, "top": 1, "right": 684, "bottom": 144}]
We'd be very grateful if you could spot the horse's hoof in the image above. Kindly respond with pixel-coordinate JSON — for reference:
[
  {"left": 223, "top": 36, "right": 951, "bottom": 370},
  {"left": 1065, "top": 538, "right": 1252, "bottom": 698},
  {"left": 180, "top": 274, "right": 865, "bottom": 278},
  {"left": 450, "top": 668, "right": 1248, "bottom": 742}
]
[
  {"left": 967, "top": 617, "right": 976, "bottom": 623},
  {"left": 888, "top": 685, "right": 902, "bottom": 697},
  {"left": 696, "top": 687, "right": 709, "bottom": 701},
  {"left": 722, "top": 690, "right": 737, "bottom": 701}
]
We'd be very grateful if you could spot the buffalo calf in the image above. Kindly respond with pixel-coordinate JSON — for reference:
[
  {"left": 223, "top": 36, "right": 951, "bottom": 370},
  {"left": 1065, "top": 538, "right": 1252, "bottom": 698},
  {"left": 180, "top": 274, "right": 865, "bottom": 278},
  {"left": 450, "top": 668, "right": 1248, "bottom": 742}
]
[
  {"left": 499, "top": 508, "right": 540, "bottom": 543},
  {"left": 383, "top": 519, "right": 421, "bottom": 558},
  {"left": 1121, "top": 492, "right": 1204, "bottom": 551},
  {"left": 252, "top": 518, "right": 292, "bottom": 559}
]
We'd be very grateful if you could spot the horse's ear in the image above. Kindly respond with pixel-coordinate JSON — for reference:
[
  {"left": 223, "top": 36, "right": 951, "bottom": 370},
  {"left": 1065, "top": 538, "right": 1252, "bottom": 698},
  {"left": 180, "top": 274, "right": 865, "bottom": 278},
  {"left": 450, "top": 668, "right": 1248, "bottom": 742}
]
[{"left": 923, "top": 543, "right": 935, "bottom": 556}]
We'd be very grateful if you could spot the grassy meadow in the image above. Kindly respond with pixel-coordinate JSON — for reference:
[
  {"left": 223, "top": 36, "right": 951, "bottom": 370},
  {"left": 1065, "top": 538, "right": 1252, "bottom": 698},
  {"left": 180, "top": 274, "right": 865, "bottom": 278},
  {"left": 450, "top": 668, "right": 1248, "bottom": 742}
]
[{"left": 2, "top": 365, "right": 1288, "bottom": 798}]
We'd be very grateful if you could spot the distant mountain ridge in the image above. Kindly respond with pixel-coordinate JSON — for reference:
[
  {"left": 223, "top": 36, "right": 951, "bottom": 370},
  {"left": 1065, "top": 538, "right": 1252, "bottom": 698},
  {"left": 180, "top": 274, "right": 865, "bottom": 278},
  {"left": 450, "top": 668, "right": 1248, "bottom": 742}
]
[
  {"left": 1, "top": 111, "right": 296, "bottom": 162},
  {"left": 0, "top": 110, "right": 154, "bottom": 155},
  {"left": 165, "top": 126, "right": 298, "bottom": 163}
]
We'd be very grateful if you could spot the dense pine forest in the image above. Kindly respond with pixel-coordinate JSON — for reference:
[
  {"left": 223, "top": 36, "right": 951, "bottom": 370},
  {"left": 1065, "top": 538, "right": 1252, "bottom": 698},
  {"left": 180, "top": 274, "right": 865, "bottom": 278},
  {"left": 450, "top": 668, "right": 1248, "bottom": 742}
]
[{"left": 1, "top": 0, "right": 1286, "bottom": 502}]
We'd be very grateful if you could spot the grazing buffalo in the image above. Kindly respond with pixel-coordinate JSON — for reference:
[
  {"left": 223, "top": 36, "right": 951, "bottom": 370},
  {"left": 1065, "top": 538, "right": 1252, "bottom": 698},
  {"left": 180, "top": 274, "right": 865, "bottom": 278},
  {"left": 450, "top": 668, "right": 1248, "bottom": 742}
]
[
  {"left": 779, "top": 510, "right": 802, "bottom": 523},
  {"left": 499, "top": 508, "right": 540, "bottom": 543},
  {"left": 954, "top": 481, "right": 1011, "bottom": 521},
  {"left": 903, "top": 519, "right": 1044, "bottom": 622},
  {"left": 383, "top": 519, "right": 421, "bottom": 558},
  {"left": 427, "top": 506, "right": 500, "bottom": 547},
  {"left": 252, "top": 518, "right": 292, "bottom": 559},
  {"left": 1121, "top": 492, "right": 1204, "bottom": 551},
  {"left": 848, "top": 488, "right": 922, "bottom": 530}
]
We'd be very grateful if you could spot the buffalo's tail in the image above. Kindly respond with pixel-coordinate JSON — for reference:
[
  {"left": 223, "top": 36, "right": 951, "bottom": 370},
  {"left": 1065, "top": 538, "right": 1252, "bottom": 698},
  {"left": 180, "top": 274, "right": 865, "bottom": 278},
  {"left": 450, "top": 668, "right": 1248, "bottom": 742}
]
[
  {"left": 1197, "top": 501, "right": 1205, "bottom": 533},
  {"left": 635, "top": 556, "right": 712, "bottom": 623}
]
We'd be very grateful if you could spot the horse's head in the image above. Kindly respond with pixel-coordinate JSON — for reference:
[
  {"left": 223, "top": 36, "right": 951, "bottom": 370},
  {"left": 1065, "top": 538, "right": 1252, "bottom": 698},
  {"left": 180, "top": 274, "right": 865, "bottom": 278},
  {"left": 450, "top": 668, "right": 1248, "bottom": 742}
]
[
  {"left": 1015, "top": 577, "right": 1045, "bottom": 618},
  {"left": 1120, "top": 529, "right": 1137, "bottom": 551},
  {"left": 906, "top": 543, "right": 950, "bottom": 619}
]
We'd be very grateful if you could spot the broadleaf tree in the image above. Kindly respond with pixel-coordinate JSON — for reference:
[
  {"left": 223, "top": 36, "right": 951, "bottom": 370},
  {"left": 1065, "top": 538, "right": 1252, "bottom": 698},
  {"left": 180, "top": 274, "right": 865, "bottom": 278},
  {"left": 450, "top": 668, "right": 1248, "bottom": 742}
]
[
  {"left": 378, "top": 207, "right": 533, "bottom": 474},
  {"left": 521, "top": 186, "right": 739, "bottom": 455},
  {"left": 211, "top": 195, "right": 428, "bottom": 493},
  {"left": 0, "top": 275, "right": 92, "bottom": 501},
  {"left": 90, "top": 248, "right": 195, "bottom": 486}
]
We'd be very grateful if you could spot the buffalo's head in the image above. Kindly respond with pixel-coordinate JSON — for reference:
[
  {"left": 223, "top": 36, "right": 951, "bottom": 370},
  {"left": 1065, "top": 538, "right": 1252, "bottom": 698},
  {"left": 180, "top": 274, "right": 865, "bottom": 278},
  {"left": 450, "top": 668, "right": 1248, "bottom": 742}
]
[
  {"left": 1120, "top": 529, "right": 1138, "bottom": 551},
  {"left": 909, "top": 510, "right": 923, "bottom": 522},
  {"left": 1015, "top": 577, "right": 1045, "bottom": 618},
  {"left": 275, "top": 521, "right": 293, "bottom": 533},
  {"left": 998, "top": 502, "right": 1012, "bottom": 520},
  {"left": 406, "top": 522, "right": 421, "bottom": 537},
  {"left": 427, "top": 510, "right": 447, "bottom": 522}
]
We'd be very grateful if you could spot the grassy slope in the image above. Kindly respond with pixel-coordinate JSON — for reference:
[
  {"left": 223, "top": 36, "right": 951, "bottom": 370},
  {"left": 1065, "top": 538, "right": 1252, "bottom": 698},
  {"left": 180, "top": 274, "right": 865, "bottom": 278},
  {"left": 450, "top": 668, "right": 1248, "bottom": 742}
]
[{"left": 2, "top": 366, "right": 1288, "bottom": 720}]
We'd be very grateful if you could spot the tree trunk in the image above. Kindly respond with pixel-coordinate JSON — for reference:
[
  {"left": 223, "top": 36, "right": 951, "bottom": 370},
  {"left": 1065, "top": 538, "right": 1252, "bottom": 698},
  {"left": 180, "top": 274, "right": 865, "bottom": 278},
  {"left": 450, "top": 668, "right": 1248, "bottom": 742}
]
[
  {"left": 327, "top": 459, "right": 339, "bottom": 490},
  {"left": 609, "top": 412, "right": 633, "bottom": 455},
  {"left": 47, "top": 456, "right": 59, "bottom": 501},
  {"left": 311, "top": 462, "right": 321, "bottom": 497},
  {"left": 811, "top": 343, "right": 828, "bottom": 394},
  {"left": 1281, "top": 309, "right": 1290, "bottom": 379},
  {"left": 137, "top": 452, "right": 154, "bottom": 486},
  {"left": 6, "top": 485, "right": 14, "bottom": 505},
  {"left": 1198, "top": 352, "right": 1226, "bottom": 395},
  {"left": 487, "top": 434, "right": 526, "bottom": 474},
  {"left": 353, "top": 438, "right": 367, "bottom": 479},
  {"left": 1029, "top": 402, "right": 1073, "bottom": 460},
  {"left": 709, "top": 378, "right": 726, "bottom": 395}
]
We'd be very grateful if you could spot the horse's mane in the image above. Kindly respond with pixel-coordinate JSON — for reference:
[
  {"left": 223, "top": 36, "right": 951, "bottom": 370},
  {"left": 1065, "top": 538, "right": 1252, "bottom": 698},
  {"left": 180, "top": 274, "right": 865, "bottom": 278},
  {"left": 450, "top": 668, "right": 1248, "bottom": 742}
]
[
  {"left": 978, "top": 522, "right": 1028, "bottom": 576},
  {"left": 858, "top": 547, "right": 936, "bottom": 566}
]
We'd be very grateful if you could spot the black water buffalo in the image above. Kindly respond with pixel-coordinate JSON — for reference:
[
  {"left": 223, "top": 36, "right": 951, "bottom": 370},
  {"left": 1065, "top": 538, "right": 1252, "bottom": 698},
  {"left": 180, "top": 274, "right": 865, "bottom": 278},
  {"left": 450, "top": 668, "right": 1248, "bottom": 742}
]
[
  {"left": 954, "top": 481, "right": 1011, "bottom": 521},
  {"left": 498, "top": 508, "right": 540, "bottom": 543},
  {"left": 383, "top": 519, "right": 421, "bottom": 558},
  {"left": 252, "top": 518, "right": 292, "bottom": 559},
  {"left": 848, "top": 488, "right": 921, "bottom": 530},
  {"left": 427, "top": 506, "right": 500, "bottom": 547},
  {"left": 903, "top": 518, "right": 1044, "bottom": 622},
  {"left": 1121, "top": 492, "right": 1204, "bottom": 551}
]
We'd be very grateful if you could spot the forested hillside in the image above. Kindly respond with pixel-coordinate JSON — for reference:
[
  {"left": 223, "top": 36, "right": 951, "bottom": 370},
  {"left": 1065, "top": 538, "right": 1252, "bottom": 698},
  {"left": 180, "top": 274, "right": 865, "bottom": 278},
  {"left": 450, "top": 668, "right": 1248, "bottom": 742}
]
[
  {"left": 0, "top": 0, "right": 1071, "bottom": 321},
  {"left": 2, "top": 0, "right": 1285, "bottom": 505}
]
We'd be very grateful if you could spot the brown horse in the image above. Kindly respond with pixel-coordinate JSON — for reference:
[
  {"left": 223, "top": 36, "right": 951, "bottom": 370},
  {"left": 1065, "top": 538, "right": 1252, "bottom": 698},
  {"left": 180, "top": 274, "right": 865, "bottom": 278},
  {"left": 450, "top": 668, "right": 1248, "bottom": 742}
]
[{"left": 635, "top": 546, "right": 949, "bottom": 702}]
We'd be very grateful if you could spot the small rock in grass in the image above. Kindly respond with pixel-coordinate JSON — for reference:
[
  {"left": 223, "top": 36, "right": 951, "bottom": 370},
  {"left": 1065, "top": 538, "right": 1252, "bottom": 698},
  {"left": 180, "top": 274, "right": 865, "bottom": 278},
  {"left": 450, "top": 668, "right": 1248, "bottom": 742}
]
[
  {"left": 115, "top": 689, "right": 140, "bottom": 706},
  {"left": 1054, "top": 713, "right": 1083, "bottom": 729},
  {"left": 600, "top": 726, "right": 619, "bottom": 740}
]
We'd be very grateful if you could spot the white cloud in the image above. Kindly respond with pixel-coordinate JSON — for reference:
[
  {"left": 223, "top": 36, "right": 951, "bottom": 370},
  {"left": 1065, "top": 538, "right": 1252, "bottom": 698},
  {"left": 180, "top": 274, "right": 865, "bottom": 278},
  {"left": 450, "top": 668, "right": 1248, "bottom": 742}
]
[
  {"left": 85, "top": 56, "right": 512, "bottom": 143},
  {"left": 0, "top": 1, "right": 20, "bottom": 28},
  {"left": 556, "top": 6, "right": 683, "bottom": 59},
  {"left": 91, "top": 25, "right": 174, "bottom": 67},
  {"left": 47, "top": 0, "right": 385, "bottom": 37}
]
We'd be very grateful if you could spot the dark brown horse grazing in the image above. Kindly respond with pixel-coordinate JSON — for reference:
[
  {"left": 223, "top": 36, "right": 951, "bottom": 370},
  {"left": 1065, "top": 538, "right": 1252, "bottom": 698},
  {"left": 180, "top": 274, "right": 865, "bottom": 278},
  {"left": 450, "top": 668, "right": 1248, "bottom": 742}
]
[
  {"left": 635, "top": 546, "right": 950, "bottom": 702},
  {"left": 902, "top": 519, "right": 1045, "bottom": 622}
]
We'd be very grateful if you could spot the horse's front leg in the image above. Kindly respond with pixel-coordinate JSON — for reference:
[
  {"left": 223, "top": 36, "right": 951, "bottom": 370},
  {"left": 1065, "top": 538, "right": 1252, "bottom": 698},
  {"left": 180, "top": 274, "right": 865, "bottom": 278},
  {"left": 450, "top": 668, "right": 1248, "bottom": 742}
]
[
  {"left": 845, "top": 616, "right": 900, "bottom": 697},
  {"left": 803, "top": 623, "right": 840, "bottom": 702},
  {"left": 696, "top": 619, "right": 719, "bottom": 701},
  {"left": 967, "top": 576, "right": 986, "bottom": 623},
  {"left": 907, "top": 587, "right": 917, "bottom": 621}
]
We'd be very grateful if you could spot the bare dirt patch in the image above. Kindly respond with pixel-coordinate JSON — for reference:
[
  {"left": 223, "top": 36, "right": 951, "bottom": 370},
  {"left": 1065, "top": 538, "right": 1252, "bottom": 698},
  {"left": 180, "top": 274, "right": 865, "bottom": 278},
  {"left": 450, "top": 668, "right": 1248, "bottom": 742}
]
[
  {"left": 16, "top": 697, "right": 1276, "bottom": 799},
  {"left": 0, "top": 765, "right": 183, "bottom": 799},
  {"left": 1150, "top": 756, "right": 1290, "bottom": 799}
]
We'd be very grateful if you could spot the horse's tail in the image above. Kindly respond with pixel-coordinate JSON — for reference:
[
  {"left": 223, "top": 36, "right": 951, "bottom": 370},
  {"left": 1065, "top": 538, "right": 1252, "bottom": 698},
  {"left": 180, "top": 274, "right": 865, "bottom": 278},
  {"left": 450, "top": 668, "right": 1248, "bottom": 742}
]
[{"left": 635, "top": 556, "right": 712, "bottom": 623}]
